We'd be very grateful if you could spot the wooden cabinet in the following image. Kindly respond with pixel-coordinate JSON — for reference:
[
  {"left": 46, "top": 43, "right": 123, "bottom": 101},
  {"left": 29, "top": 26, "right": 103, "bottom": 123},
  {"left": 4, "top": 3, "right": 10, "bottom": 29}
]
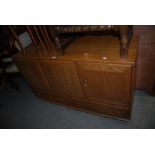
[
  {"left": 40, "top": 60, "right": 84, "bottom": 98},
  {"left": 14, "top": 36, "right": 138, "bottom": 120},
  {"left": 15, "top": 59, "right": 51, "bottom": 91},
  {"left": 133, "top": 26, "right": 155, "bottom": 94},
  {"left": 76, "top": 62, "right": 132, "bottom": 108}
]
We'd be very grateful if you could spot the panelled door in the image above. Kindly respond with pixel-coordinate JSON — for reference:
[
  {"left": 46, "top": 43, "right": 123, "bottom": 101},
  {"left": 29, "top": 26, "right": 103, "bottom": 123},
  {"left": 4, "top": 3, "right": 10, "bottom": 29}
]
[
  {"left": 15, "top": 59, "right": 51, "bottom": 91},
  {"left": 76, "top": 62, "right": 133, "bottom": 108},
  {"left": 40, "top": 60, "right": 84, "bottom": 98}
]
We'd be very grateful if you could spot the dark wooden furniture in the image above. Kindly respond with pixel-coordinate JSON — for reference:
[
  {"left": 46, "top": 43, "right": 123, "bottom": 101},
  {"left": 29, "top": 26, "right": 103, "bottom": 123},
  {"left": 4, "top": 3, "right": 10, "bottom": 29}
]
[
  {"left": 133, "top": 26, "right": 155, "bottom": 95},
  {"left": 50, "top": 25, "right": 131, "bottom": 59},
  {"left": 0, "top": 26, "right": 20, "bottom": 91},
  {"left": 10, "top": 25, "right": 138, "bottom": 120}
]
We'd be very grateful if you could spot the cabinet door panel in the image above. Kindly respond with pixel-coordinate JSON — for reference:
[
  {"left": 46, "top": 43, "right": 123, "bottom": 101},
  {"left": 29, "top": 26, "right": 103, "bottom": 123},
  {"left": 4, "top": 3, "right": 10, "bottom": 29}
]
[
  {"left": 77, "top": 62, "right": 132, "bottom": 108},
  {"left": 40, "top": 60, "right": 84, "bottom": 98},
  {"left": 15, "top": 59, "right": 51, "bottom": 91}
]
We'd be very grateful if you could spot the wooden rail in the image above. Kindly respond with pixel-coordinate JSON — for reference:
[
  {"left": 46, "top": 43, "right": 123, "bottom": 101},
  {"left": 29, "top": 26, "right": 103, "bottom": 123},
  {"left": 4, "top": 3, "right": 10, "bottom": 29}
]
[{"left": 9, "top": 25, "right": 131, "bottom": 58}]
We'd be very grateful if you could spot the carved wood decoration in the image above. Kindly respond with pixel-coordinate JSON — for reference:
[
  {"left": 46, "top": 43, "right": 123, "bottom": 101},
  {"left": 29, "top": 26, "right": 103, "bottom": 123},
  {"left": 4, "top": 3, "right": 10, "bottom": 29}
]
[{"left": 53, "top": 25, "right": 120, "bottom": 33}]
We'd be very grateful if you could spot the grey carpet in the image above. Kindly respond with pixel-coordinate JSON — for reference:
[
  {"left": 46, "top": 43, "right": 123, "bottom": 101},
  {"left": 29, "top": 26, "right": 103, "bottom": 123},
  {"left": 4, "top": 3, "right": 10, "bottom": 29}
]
[{"left": 0, "top": 77, "right": 155, "bottom": 129}]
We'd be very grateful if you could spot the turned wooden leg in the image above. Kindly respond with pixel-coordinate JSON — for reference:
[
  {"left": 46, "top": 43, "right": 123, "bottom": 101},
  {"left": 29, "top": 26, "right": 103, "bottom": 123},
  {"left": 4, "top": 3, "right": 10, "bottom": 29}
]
[{"left": 120, "top": 26, "right": 128, "bottom": 59}]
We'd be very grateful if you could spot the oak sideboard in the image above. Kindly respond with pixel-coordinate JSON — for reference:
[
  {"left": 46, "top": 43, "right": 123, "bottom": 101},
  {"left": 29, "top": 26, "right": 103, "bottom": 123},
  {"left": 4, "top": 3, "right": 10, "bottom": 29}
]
[{"left": 14, "top": 35, "right": 138, "bottom": 120}]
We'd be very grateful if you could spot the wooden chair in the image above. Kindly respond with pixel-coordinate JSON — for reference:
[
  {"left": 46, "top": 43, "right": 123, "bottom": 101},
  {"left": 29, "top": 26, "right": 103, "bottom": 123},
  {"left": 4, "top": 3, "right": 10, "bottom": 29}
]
[
  {"left": 9, "top": 26, "right": 60, "bottom": 57},
  {"left": 9, "top": 25, "right": 132, "bottom": 59},
  {"left": 0, "top": 26, "right": 21, "bottom": 91},
  {"left": 0, "top": 49, "right": 20, "bottom": 91},
  {"left": 50, "top": 25, "right": 132, "bottom": 58}
]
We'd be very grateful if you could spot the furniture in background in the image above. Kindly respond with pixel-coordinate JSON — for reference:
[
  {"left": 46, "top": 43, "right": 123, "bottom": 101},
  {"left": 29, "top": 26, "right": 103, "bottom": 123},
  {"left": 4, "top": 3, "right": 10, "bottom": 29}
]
[
  {"left": 9, "top": 25, "right": 138, "bottom": 120},
  {"left": 133, "top": 26, "right": 155, "bottom": 95},
  {"left": 0, "top": 26, "right": 20, "bottom": 91},
  {"left": 50, "top": 25, "right": 132, "bottom": 59},
  {"left": 0, "top": 48, "right": 20, "bottom": 91}
]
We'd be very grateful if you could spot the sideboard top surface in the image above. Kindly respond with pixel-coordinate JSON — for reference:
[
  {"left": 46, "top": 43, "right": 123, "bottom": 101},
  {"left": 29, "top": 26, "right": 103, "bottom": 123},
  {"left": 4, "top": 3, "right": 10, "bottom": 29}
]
[{"left": 14, "top": 36, "right": 138, "bottom": 64}]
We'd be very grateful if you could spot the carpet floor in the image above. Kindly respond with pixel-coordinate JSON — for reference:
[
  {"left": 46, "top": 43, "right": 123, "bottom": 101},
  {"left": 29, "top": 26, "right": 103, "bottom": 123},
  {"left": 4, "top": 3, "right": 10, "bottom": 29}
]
[{"left": 0, "top": 77, "right": 155, "bottom": 129}]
